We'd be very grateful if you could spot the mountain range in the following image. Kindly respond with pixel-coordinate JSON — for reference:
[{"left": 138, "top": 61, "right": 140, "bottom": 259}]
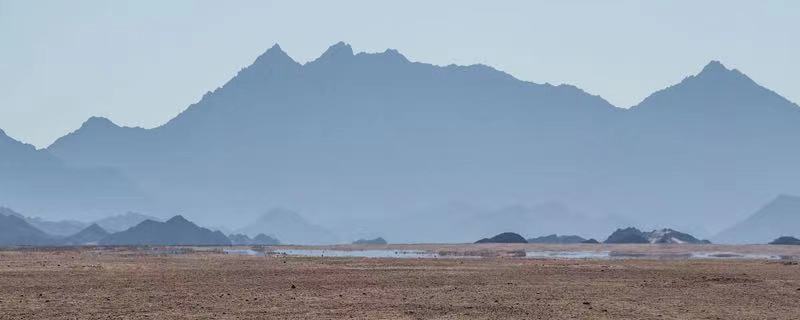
[
  {"left": 714, "top": 195, "right": 800, "bottom": 244},
  {"left": 3, "top": 42, "right": 800, "bottom": 242}
]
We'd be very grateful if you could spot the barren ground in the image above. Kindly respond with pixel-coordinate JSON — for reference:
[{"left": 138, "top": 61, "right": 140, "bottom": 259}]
[{"left": 1, "top": 245, "right": 800, "bottom": 319}]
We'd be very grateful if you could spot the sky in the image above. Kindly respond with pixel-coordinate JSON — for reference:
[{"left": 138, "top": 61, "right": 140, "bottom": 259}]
[{"left": 1, "top": 0, "right": 798, "bottom": 148}]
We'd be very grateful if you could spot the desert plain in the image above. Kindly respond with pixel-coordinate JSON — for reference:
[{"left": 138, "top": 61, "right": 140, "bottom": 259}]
[{"left": 1, "top": 244, "right": 800, "bottom": 320}]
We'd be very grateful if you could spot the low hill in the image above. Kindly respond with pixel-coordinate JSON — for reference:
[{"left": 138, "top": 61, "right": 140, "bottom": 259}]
[
  {"left": 769, "top": 236, "right": 800, "bottom": 245},
  {"left": 99, "top": 215, "right": 231, "bottom": 246},
  {"left": 475, "top": 232, "right": 527, "bottom": 244},
  {"left": 527, "top": 234, "right": 586, "bottom": 244},
  {"left": 605, "top": 227, "right": 709, "bottom": 244},
  {"left": 352, "top": 237, "right": 388, "bottom": 245}
]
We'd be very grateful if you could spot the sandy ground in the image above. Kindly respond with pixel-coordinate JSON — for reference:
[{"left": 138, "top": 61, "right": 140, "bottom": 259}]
[{"left": 1, "top": 245, "right": 800, "bottom": 319}]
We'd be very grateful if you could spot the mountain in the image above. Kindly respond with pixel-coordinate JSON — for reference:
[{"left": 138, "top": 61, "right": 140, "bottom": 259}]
[
  {"left": 38, "top": 43, "right": 800, "bottom": 240},
  {"left": 46, "top": 42, "right": 620, "bottom": 230},
  {"left": 714, "top": 195, "right": 800, "bottom": 244},
  {"left": 604, "top": 227, "right": 709, "bottom": 244},
  {"left": 0, "top": 211, "right": 53, "bottom": 246},
  {"left": 527, "top": 234, "right": 586, "bottom": 244},
  {"left": 94, "top": 212, "right": 161, "bottom": 233},
  {"left": 0, "top": 129, "right": 148, "bottom": 220},
  {"left": 99, "top": 215, "right": 231, "bottom": 246},
  {"left": 475, "top": 232, "right": 527, "bottom": 244},
  {"left": 62, "top": 224, "right": 109, "bottom": 246},
  {"left": 237, "top": 209, "right": 338, "bottom": 245}
]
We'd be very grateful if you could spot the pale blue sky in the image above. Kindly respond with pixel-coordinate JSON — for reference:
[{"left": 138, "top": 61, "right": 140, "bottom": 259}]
[{"left": 1, "top": 0, "right": 798, "bottom": 147}]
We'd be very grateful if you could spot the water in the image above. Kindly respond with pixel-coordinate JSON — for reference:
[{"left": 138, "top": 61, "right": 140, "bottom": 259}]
[
  {"left": 224, "top": 249, "right": 265, "bottom": 256},
  {"left": 525, "top": 250, "right": 790, "bottom": 260},
  {"left": 270, "top": 249, "right": 439, "bottom": 259},
  {"left": 525, "top": 251, "right": 611, "bottom": 259}
]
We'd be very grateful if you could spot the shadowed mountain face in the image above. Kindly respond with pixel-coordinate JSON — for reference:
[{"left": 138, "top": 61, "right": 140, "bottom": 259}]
[
  {"left": 99, "top": 215, "right": 231, "bottom": 246},
  {"left": 714, "top": 195, "right": 800, "bottom": 244},
  {"left": 0, "top": 130, "right": 148, "bottom": 220},
  {"left": 604, "top": 227, "right": 708, "bottom": 244},
  {"left": 23, "top": 42, "right": 800, "bottom": 242},
  {"left": 62, "top": 224, "right": 110, "bottom": 246}
]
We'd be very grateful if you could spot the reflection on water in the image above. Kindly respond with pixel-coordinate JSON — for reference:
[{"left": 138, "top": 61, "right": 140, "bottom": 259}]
[
  {"left": 525, "top": 251, "right": 611, "bottom": 259},
  {"left": 271, "top": 249, "right": 439, "bottom": 259},
  {"left": 224, "top": 249, "right": 264, "bottom": 256}
]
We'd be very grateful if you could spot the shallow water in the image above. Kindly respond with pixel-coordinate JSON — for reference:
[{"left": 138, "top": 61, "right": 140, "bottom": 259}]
[
  {"left": 524, "top": 250, "right": 792, "bottom": 260},
  {"left": 224, "top": 249, "right": 265, "bottom": 256}
]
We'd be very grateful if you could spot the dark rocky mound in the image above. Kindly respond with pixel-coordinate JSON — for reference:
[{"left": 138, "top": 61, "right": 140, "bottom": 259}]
[
  {"left": 62, "top": 224, "right": 109, "bottom": 246},
  {"left": 475, "top": 232, "right": 527, "bottom": 244},
  {"left": 0, "top": 212, "right": 54, "bottom": 246},
  {"left": 252, "top": 233, "right": 280, "bottom": 245},
  {"left": 604, "top": 228, "right": 649, "bottom": 244},
  {"left": 99, "top": 215, "right": 231, "bottom": 246},
  {"left": 648, "top": 229, "right": 710, "bottom": 244},
  {"left": 228, "top": 233, "right": 280, "bottom": 245},
  {"left": 769, "top": 236, "right": 800, "bottom": 245},
  {"left": 527, "top": 234, "right": 586, "bottom": 244},
  {"left": 352, "top": 237, "right": 388, "bottom": 245},
  {"left": 581, "top": 238, "right": 600, "bottom": 244}
]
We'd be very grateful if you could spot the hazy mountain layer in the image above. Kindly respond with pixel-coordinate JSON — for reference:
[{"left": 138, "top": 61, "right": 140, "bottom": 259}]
[{"left": 4, "top": 42, "right": 797, "bottom": 242}]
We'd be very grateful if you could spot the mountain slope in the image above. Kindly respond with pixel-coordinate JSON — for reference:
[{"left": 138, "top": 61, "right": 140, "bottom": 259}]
[
  {"left": 0, "top": 211, "right": 53, "bottom": 246},
  {"left": 714, "top": 195, "right": 800, "bottom": 244},
  {"left": 237, "top": 209, "right": 338, "bottom": 245},
  {"left": 62, "top": 224, "right": 110, "bottom": 245}
]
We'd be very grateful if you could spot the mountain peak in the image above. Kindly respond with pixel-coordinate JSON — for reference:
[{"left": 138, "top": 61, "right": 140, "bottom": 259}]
[
  {"left": 700, "top": 60, "right": 729, "bottom": 74},
  {"left": 166, "top": 215, "right": 191, "bottom": 224},
  {"left": 316, "top": 41, "right": 354, "bottom": 62},
  {"left": 252, "top": 43, "right": 298, "bottom": 67},
  {"left": 80, "top": 116, "right": 119, "bottom": 130}
]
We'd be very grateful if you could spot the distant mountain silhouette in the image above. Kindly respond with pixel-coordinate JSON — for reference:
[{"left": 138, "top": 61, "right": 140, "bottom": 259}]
[
  {"left": 94, "top": 212, "right": 161, "bottom": 233},
  {"left": 0, "top": 207, "right": 88, "bottom": 236},
  {"left": 352, "top": 237, "right": 387, "bottom": 245},
  {"left": 99, "top": 215, "right": 231, "bottom": 246},
  {"left": 714, "top": 195, "right": 800, "bottom": 244},
  {"left": 62, "top": 224, "right": 109, "bottom": 246},
  {"left": 0, "top": 129, "right": 147, "bottom": 219},
  {"left": 527, "top": 234, "right": 586, "bottom": 244},
  {"left": 769, "top": 236, "right": 800, "bottom": 245},
  {"left": 0, "top": 210, "right": 53, "bottom": 246},
  {"left": 604, "top": 228, "right": 650, "bottom": 244},
  {"left": 2, "top": 42, "right": 795, "bottom": 242},
  {"left": 228, "top": 233, "right": 280, "bottom": 245},
  {"left": 475, "top": 232, "right": 527, "bottom": 244},
  {"left": 237, "top": 209, "right": 338, "bottom": 245}
]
